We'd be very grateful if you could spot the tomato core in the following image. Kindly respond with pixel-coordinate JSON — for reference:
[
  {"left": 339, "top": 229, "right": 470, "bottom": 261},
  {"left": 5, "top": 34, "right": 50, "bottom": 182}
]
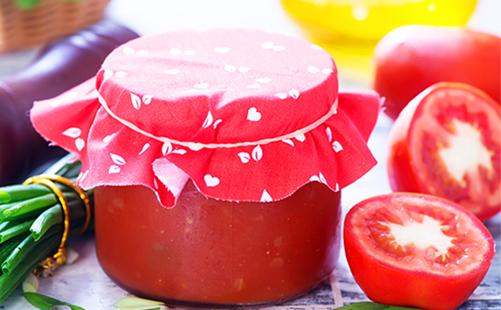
[
  {"left": 358, "top": 196, "right": 488, "bottom": 274},
  {"left": 94, "top": 182, "right": 341, "bottom": 305},
  {"left": 409, "top": 88, "right": 501, "bottom": 219}
]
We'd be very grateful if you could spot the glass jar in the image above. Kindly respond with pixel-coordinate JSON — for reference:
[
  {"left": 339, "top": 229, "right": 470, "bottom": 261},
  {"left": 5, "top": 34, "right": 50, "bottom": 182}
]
[
  {"left": 95, "top": 181, "right": 341, "bottom": 305},
  {"left": 31, "top": 29, "right": 379, "bottom": 307}
]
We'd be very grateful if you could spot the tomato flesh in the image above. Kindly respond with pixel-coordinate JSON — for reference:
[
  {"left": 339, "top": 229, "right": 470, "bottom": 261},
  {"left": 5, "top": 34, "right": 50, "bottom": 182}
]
[
  {"left": 388, "top": 83, "right": 501, "bottom": 220},
  {"left": 344, "top": 193, "right": 495, "bottom": 310}
]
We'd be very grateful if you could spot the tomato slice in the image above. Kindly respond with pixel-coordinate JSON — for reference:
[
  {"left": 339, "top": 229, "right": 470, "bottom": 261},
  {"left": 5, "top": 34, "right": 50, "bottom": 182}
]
[
  {"left": 388, "top": 83, "right": 501, "bottom": 220},
  {"left": 344, "top": 193, "right": 495, "bottom": 310}
]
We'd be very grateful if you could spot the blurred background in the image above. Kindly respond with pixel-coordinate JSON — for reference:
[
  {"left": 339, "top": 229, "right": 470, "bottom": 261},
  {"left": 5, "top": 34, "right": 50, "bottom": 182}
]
[{"left": 1, "top": 0, "right": 500, "bottom": 80}]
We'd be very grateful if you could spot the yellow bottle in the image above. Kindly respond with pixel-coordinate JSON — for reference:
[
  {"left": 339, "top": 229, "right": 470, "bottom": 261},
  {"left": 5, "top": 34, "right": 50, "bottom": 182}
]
[{"left": 282, "top": 0, "right": 477, "bottom": 82}]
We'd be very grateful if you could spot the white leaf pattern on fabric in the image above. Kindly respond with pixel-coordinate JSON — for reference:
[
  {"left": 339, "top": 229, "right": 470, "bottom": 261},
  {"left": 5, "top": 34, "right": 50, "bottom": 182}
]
[
  {"left": 130, "top": 93, "right": 141, "bottom": 110},
  {"left": 202, "top": 111, "right": 214, "bottom": 128},
  {"left": 310, "top": 172, "right": 327, "bottom": 184},
  {"left": 75, "top": 138, "right": 85, "bottom": 151},
  {"left": 256, "top": 77, "right": 272, "bottom": 84},
  {"left": 171, "top": 149, "right": 187, "bottom": 155},
  {"left": 247, "top": 107, "right": 262, "bottom": 122},
  {"left": 272, "top": 45, "right": 285, "bottom": 52},
  {"left": 224, "top": 64, "right": 237, "bottom": 73},
  {"left": 162, "top": 142, "right": 173, "bottom": 156},
  {"left": 326, "top": 127, "right": 333, "bottom": 142},
  {"left": 213, "top": 119, "right": 223, "bottom": 129},
  {"left": 204, "top": 174, "right": 220, "bottom": 187},
  {"left": 295, "top": 133, "right": 306, "bottom": 142},
  {"left": 322, "top": 68, "right": 333, "bottom": 74},
  {"left": 110, "top": 153, "right": 126, "bottom": 166},
  {"left": 103, "top": 133, "right": 116, "bottom": 144},
  {"left": 319, "top": 172, "right": 327, "bottom": 184},
  {"left": 275, "top": 93, "right": 288, "bottom": 100},
  {"left": 261, "top": 41, "right": 286, "bottom": 52},
  {"left": 193, "top": 83, "right": 209, "bottom": 89},
  {"left": 309, "top": 175, "right": 320, "bottom": 182},
  {"left": 310, "top": 44, "right": 322, "bottom": 50},
  {"left": 282, "top": 139, "right": 295, "bottom": 147},
  {"left": 261, "top": 41, "right": 274, "bottom": 49},
  {"left": 137, "top": 49, "right": 149, "bottom": 56},
  {"left": 115, "top": 71, "right": 128, "bottom": 78},
  {"left": 289, "top": 88, "right": 300, "bottom": 99},
  {"left": 246, "top": 83, "right": 261, "bottom": 89},
  {"left": 62, "top": 127, "right": 81, "bottom": 138},
  {"left": 77, "top": 170, "right": 89, "bottom": 182},
  {"left": 260, "top": 189, "right": 273, "bottom": 202},
  {"left": 164, "top": 69, "right": 180, "bottom": 75},
  {"left": 238, "top": 152, "right": 251, "bottom": 164},
  {"left": 214, "top": 47, "right": 230, "bottom": 53},
  {"left": 169, "top": 48, "right": 182, "bottom": 56},
  {"left": 307, "top": 66, "right": 320, "bottom": 73},
  {"left": 252, "top": 145, "right": 263, "bottom": 161},
  {"left": 122, "top": 47, "right": 135, "bottom": 55},
  {"left": 238, "top": 66, "right": 250, "bottom": 73},
  {"left": 108, "top": 165, "right": 121, "bottom": 174},
  {"left": 332, "top": 141, "right": 343, "bottom": 152},
  {"left": 142, "top": 95, "right": 153, "bottom": 105},
  {"left": 139, "top": 143, "right": 150, "bottom": 155}
]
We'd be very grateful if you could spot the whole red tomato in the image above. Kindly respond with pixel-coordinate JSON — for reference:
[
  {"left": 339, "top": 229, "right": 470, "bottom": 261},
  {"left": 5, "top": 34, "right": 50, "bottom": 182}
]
[
  {"left": 374, "top": 26, "right": 500, "bottom": 120},
  {"left": 388, "top": 83, "right": 500, "bottom": 221},
  {"left": 344, "top": 193, "right": 495, "bottom": 310}
]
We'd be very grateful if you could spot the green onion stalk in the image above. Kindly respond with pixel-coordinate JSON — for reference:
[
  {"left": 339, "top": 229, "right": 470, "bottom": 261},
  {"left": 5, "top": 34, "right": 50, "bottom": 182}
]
[{"left": 0, "top": 155, "right": 92, "bottom": 304}]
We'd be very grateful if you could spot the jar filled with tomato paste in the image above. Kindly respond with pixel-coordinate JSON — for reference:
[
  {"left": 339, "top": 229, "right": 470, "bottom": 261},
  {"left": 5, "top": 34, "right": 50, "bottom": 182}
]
[{"left": 31, "top": 29, "right": 380, "bottom": 305}]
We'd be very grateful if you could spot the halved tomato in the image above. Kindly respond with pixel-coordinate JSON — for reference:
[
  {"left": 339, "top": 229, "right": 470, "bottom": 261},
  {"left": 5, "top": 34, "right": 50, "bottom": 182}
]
[
  {"left": 344, "top": 193, "right": 495, "bottom": 310},
  {"left": 388, "top": 83, "right": 501, "bottom": 221}
]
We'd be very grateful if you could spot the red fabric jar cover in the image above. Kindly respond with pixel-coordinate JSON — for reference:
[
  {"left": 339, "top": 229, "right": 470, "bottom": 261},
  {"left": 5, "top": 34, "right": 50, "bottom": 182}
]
[{"left": 31, "top": 29, "right": 380, "bottom": 207}]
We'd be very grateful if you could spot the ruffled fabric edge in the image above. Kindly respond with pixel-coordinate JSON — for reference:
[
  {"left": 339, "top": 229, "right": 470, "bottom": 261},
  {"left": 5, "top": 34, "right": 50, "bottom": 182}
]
[{"left": 31, "top": 79, "right": 380, "bottom": 207}]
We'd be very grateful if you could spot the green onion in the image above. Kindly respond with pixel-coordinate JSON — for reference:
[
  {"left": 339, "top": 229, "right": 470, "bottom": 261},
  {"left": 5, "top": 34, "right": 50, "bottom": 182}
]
[
  {"left": 30, "top": 200, "right": 86, "bottom": 242},
  {"left": 0, "top": 185, "right": 54, "bottom": 204},
  {"left": 0, "top": 235, "right": 57, "bottom": 302},
  {"left": 23, "top": 292, "right": 85, "bottom": 310},
  {"left": 1, "top": 226, "right": 60, "bottom": 275},
  {"left": 0, "top": 237, "right": 22, "bottom": 266},
  {"left": 0, "top": 193, "right": 79, "bottom": 221},
  {"left": 0, "top": 220, "right": 35, "bottom": 243},
  {"left": 0, "top": 154, "right": 93, "bottom": 305},
  {"left": 0, "top": 220, "right": 16, "bottom": 232}
]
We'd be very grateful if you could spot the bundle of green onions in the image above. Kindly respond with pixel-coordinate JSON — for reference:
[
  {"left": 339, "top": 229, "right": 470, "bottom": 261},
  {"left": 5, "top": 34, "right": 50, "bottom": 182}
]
[{"left": 0, "top": 155, "right": 92, "bottom": 303}]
